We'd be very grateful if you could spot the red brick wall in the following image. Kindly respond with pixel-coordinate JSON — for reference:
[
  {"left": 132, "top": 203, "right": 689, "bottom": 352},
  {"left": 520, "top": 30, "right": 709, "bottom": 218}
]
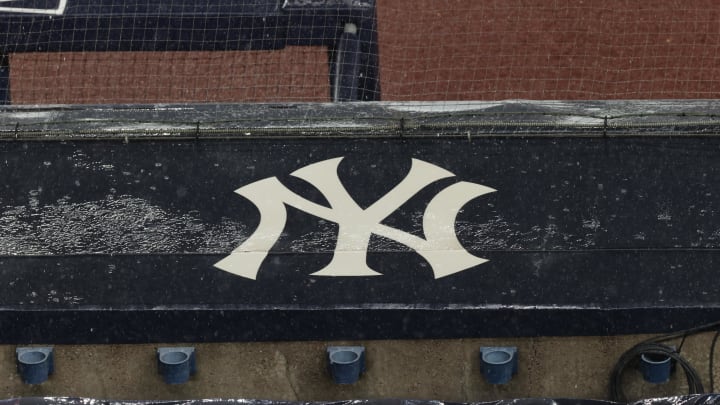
[
  {"left": 377, "top": 0, "right": 720, "bottom": 100},
  {"left": 10, "top": 47, "right": 329, "bottom": 104}
]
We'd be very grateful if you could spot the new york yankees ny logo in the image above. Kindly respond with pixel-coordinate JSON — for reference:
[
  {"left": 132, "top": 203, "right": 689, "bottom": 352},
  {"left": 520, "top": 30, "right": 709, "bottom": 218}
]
[{"left": 214, "top": 157, "right": 495, "bottom": 280}]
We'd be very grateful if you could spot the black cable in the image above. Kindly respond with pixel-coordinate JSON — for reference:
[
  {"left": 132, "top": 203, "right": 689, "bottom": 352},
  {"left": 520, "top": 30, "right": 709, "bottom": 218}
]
[
  {"left": 710, "top": 330, "right": 720, "bottom": 393},
  {"left": 609, "top": 320, "right": 720, "bottom": 402},
  {"left": 678, "top": 334, "right": 688, "bottom": 353},
  {"left": 639, "top": 320, "right": 720, "bottom": 345},
  {"left": 609, "top": 342, "right": 705, "bottom": 402}
]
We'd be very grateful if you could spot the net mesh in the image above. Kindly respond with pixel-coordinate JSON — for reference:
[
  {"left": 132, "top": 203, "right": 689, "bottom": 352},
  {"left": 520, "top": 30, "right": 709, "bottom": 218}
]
[
  {"left": 10, "top": 49, "right": 329, "bottom": 104},
  {"left": 4, "top": 0, "right": 720, "bottom": 104},
  {"left": 378, "top": 0, "right": 720, "bottom": 101}
]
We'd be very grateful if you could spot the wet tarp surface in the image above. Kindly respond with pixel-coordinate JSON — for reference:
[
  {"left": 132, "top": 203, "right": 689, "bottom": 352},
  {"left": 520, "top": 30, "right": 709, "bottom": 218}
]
[{"left": 1, "top": 101, "right": 720, "bottom": 343}]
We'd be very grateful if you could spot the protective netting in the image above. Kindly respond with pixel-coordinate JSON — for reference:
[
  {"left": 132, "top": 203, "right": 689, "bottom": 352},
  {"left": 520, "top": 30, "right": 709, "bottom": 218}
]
[
  {"left": 3, "top": 0, "right": 720, "bottom": 104},
  {"left": 10, "top": 49, "right": 330, "bottom": 103},
  {"left": 378, "top": 0, "right": 720, "bottom": 101}
]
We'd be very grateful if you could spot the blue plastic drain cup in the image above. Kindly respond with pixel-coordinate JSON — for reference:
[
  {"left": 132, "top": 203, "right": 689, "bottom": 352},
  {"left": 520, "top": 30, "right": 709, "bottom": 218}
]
[
  {"left": 327, "top": 346, "right": 365, "bottom": 384},
  {"left": 157, "top": 347, "right": 196, "bottom": 384},
  {"left": 16, "top": 347, "right": 54, "bottom": 385},
  {"left": 480, "top": 347, "right": 517, "bottom": 385},
  {"left": 640, "top": 352, "right": 673, "bottom": 384}
]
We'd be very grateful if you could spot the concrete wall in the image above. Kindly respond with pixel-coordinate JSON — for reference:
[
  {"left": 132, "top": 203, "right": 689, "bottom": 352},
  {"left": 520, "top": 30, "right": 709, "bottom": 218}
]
[{"left": 2, "top": 334, "right": 718, "bottom": 402}]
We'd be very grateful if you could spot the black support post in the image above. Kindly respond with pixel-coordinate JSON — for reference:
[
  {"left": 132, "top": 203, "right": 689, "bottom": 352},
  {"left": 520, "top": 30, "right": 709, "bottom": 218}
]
[{"left": 0, "top": 50, "right": 9, "bottom": 104}]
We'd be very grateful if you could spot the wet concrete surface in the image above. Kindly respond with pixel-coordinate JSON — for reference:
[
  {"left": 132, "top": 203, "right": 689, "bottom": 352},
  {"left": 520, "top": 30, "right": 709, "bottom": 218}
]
[{"left": 1, "top": 334, "right": 718, "bottom": 402}]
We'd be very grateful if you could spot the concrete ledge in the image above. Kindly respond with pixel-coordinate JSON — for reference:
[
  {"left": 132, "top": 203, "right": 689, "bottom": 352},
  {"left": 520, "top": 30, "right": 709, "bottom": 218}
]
[{"left": 1, "top": 336, "right": 719, "bottom": 401}]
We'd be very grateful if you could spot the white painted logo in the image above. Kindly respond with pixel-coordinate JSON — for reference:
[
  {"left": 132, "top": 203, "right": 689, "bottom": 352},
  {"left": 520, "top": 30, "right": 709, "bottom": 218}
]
[
  {"left": 0, "top": 0, "right": 67, "bottom": 15},
  {"left": 214, "top": 157, "right": 495, "bottom": 280}
]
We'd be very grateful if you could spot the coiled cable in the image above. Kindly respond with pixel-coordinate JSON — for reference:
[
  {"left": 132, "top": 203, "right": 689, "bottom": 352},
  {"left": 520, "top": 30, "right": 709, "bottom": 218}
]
[
  {"left": 609, "top": 342, "right": 704, "bottom": 402},
  {"left": 609, "top": 320, "right": 720, "bottom": 402}
]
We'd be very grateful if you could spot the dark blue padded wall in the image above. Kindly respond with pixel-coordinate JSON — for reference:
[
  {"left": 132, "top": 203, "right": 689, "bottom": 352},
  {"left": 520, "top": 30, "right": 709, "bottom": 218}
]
[{"left": 1, "top": 101, "right": 719, "bottom": 344}]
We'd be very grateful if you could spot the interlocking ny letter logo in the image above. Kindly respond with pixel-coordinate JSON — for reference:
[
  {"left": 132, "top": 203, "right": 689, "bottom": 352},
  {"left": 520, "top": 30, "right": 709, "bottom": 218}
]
[{"left": 214, "top": 157, "right": 495, "bottom": 280}]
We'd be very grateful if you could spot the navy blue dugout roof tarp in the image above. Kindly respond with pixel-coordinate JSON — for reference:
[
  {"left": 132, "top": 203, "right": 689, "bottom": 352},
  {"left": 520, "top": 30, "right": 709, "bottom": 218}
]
[{"left": 1, "top": 100, "right": 720, "bottom": 344}]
